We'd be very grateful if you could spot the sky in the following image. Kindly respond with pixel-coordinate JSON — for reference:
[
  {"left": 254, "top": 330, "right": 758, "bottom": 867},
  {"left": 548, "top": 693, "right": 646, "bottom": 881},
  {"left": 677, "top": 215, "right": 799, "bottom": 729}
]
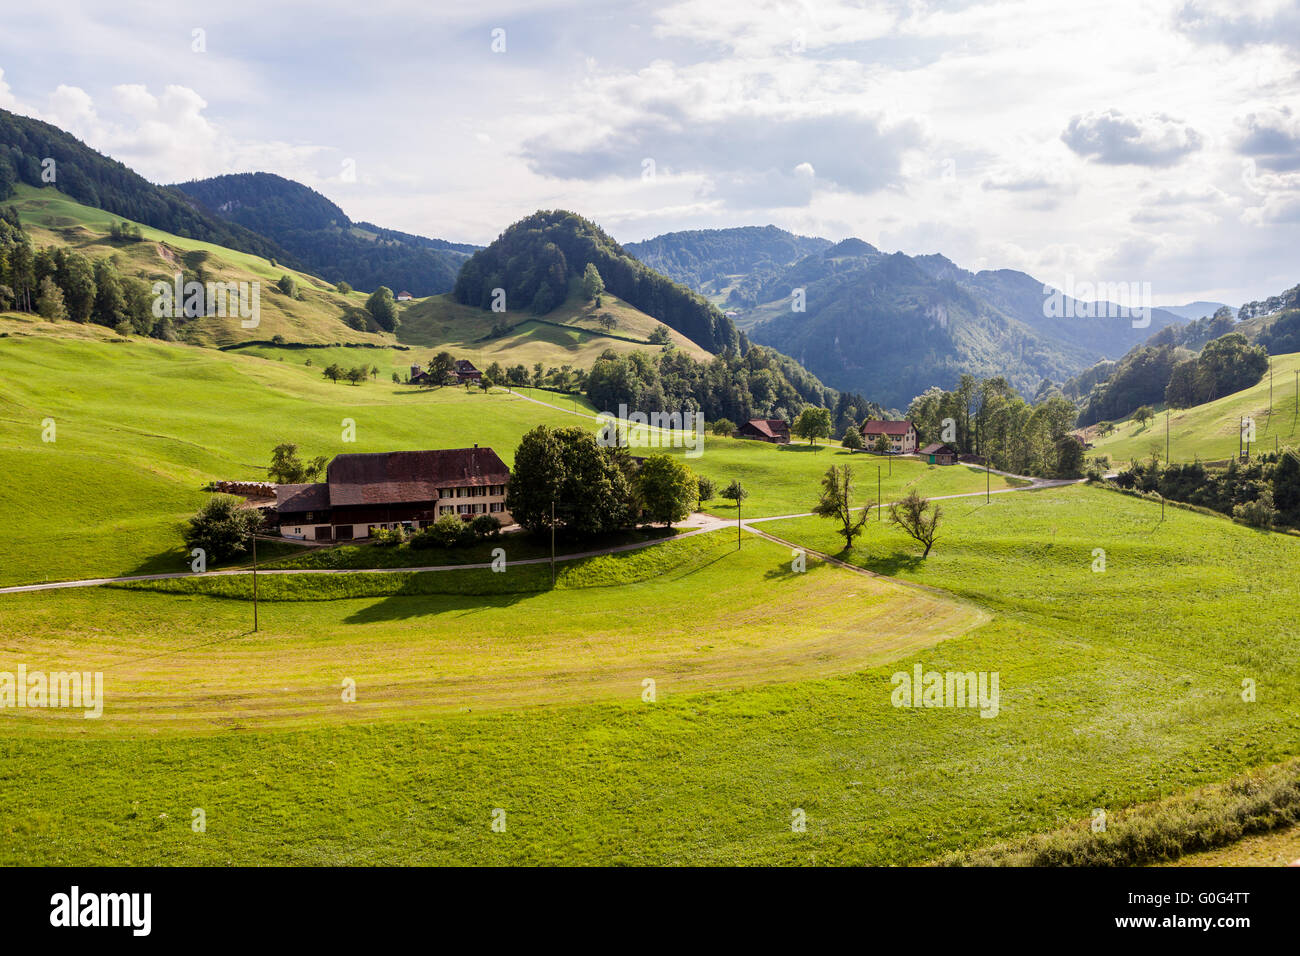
[{"left": 1, "top": 0, "right": 1298, "bottom": 305}]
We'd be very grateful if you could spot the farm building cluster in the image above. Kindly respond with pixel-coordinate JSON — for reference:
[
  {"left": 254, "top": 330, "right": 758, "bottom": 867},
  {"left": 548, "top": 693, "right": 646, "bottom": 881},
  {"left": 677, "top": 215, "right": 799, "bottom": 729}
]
[{"left": 274, "top": 446, "right": 511, "bottom": 542}]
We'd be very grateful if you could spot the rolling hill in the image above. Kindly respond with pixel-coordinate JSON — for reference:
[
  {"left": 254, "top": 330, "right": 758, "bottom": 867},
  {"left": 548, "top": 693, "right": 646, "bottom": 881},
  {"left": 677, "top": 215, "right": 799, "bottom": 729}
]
[
  {"left": 0, "top": 108, "right": 292, "bottom": 264},
  {"left": 174, "top": 172, "right": 478, "bottom": 297},
  {"left": 1088, "top": 350, "right": 1300, "bottom": 464}
]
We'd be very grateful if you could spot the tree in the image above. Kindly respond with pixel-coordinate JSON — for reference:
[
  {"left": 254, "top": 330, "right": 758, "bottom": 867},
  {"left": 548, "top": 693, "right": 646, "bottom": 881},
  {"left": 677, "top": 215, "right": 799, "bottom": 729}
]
[
  {"left": 470, "top": 514, "right": 502, "bottom": 539},
  {"left": 323, "top": 363, "right": 343, "bottom": 384},
  {"left": 346, "top": 365, "right": 367, "bottom": 385},
  {"left": 58, "top": 251, "right": 96, "bottom": 322},
  {"left": 697, "top": 475, "right": 716, "bottom": 503},
  {"left": 874, "top": 433, "right": 891, "bottom": 454},
  {"left": 648, "top": 324, "right": 672, "bottom": 345},
  {"left": 276, "top": 274, "right": 298, "bottom": 299},
  {"left": 1134, "top": 405, "right": 1154, "bottom": 428},
  {"left": 888, "top": 489, "right": 942, "bottom": 557},
  {"left": 711, "top": 419, "right": 736, "bottom": 438},
  {"left": 813, "top": 464, "right": 870, "bottom": 548},
  {"left": 841, "top": 425, "right": 864, "bottom": 450},
  {"left": 581, "top": 262, "right": 605, "bottom": 302},
  {"left": 506, "top": 425, "right": 635, "bottom": 536},
  {"left": 425, "top": 351, "right": 455, "bottom": 385},
  {"left": 793, "top": 407, "right": 833, "bottom": 446},
  {"left": 268, "top": 443, "right": 328, "bottom": 484},
  {"left": 35, "top": 276, "right": 67, "bottom": 320},
  {"left": 366, "top": 286, "right": 399, "bottom": 332},
  {"left": 183, "top": 495, "right": 264, "bottom": 563},
  {"left": 597, "top": 312, "right": 617, "bottom": 331},
  {"left": 635, "top": 454, "right": 698, "bottom": 526},
  {"left": 336, "top": 280, "right": 352, "bottom": 295},
  {"left": 721, "top": 479, "right": 749, "bottom": 504},
  {"left": 91, "top": 258, "right": 126, "bottom": 327}
]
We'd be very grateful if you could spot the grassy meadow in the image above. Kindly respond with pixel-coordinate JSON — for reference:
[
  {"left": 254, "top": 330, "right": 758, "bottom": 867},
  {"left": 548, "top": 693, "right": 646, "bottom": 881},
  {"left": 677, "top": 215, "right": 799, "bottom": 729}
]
[
  {"left": 0, "top": 329, "right": 586, "bottom": 585},
  {"left": 1, "top": 483, "right": 1297, "bottom": 864},
  {"left": 1090, "top": 350, "right": 1300, "bottom": 465}
]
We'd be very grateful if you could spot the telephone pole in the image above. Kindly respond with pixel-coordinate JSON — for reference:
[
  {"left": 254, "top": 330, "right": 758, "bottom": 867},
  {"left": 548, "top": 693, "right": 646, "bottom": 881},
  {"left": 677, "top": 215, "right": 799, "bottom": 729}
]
[
  {"left": 550, "top": 500, "right": 556, "bottom": 586},
  {"left": 877, "top": 466, "right": 882, "bottom": 520},
  {"left": 1165, "top": 410, "right": 1169, "bottom": 464},
  {"left": 737, "top": 491, "right": 742, "bottom": 550},
  {"left": 251, "top": 532, "right": 259, "bottom": 633}
]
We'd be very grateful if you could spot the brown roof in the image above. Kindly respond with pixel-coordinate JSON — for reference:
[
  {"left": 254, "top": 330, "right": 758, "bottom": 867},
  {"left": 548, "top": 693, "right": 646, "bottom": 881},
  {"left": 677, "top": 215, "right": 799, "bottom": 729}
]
[
  {"left": 455, "top": 359, "right": 479, "bottom": 373},
  {"left": 919, "top": 443, "right": 956, "bottom": 455},
  {"left": 326, "top": 447, "right": 509, "bottom": 506},
  {"left": 742, "top": 418, "right": 789, "bottom": 439},
  {"left": 862, "top": 419, "right": 914, "bottom": 435},
  {"left": 275, "top": 482, "right": 329, "bottom": 512}
]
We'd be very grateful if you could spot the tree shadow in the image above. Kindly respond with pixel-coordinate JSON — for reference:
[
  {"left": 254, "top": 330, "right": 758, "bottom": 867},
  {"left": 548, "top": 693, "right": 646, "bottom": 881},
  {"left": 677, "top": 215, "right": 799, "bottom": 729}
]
[
  {"left": 342, "top": 587, "right": 533, "bottom": 624},
  {"left": 857, "top": 550, "right": 926, "bottom": 576}
]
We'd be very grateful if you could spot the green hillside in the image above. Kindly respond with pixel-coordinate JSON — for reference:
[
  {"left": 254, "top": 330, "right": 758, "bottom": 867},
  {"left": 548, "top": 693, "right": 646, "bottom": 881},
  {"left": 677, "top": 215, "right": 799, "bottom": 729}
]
[
  {"left": 1089, "top": 351, "right": 1300, "bottom": 464},
  {"left": 7, "top": 183, "right": 384, "bottom": 346},
  {"left": 0, "top": 326, "right": 588, "bottom": 585}
]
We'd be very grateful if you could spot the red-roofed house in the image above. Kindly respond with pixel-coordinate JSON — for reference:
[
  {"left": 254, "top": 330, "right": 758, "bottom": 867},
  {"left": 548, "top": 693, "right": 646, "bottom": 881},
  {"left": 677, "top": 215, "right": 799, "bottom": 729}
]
[
  {"left": 736, "top": 418, "right": 791, "bottom": 444},
  {"left": 861, "top": 419, "right": 918, "bottom": 454},
  {"left": 274, "top": 446, "right": 510, "bottom": 541},
  {"left": 453, "top": 359, "right": 482, "bottom": 383}
]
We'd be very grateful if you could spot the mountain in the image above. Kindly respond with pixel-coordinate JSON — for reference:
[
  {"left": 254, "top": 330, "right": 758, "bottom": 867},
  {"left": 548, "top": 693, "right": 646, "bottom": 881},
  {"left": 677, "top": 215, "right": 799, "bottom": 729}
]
[
  {"left": 174, "top": 172, "right": 477, "bottom": 297},
  {"left": 628, "top": 226, "right": 1187, "bottom": 407},
  {"left": 453, "top": 209, "right": 740, "bottom": 354},
  {"left": 1159, "top": 300, "right": 1231, "bottom": 321},
  {"left": 624, "top": 225, "right": 831, "bottom": 304},
  {"left": 0, "top": 108, "right": 291, "bottom": 264}
]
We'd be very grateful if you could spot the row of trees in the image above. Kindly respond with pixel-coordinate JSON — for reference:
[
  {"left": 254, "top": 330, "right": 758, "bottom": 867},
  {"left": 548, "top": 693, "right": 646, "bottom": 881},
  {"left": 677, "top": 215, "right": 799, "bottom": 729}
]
[
  {"left": 1111, "top": 450, "right": 1300, "bottom": 529},
  {"left": 583, "top": 345, "right": 874, "bottom": 429},
  {"left": 906, "top": 374, "right": 1083, "bottom": 478},
  {"left": 507, "top": 425, "right": 699, "bottom": 535},
  {"left": 0, "top": 209, "right": 179, "bottom": 336}
]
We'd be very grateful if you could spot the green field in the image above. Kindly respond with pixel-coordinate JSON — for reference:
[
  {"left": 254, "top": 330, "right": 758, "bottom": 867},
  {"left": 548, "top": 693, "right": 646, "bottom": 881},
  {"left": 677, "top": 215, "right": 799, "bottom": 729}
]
[
  {"left": 0, "top": 330, "right": 587, "bottom": 586},
  {"left": 1090, "top": 351, "right": 1300, "bottom": 465},
  {"left": 1, "top": 483, "right": 1297, "bottom": 864}
]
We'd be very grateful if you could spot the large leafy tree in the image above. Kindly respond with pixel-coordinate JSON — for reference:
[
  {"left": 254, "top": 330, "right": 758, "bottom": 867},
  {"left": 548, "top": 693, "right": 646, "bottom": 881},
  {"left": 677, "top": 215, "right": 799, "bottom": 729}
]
[
  {"left": 888, "top": 489, "right": 942, "bottom": 557},
  {"left": 365, "top": 286, "right": 399, "bottom": 332},
  {"left": 506, "top": 426, "right": 635, "bottom": 537},
  {"left": 793, "top": 406, "right": 832, "bottom": 445},
  {"left": 635, "top": 454, "right": 697, "bottom": 526}
]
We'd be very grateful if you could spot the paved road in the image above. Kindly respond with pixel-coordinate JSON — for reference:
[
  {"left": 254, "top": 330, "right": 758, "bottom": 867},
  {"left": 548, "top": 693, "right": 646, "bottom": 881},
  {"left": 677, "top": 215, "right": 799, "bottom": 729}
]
[{"left": 0, "top": 478, "right": 1083, "bottom": 595}]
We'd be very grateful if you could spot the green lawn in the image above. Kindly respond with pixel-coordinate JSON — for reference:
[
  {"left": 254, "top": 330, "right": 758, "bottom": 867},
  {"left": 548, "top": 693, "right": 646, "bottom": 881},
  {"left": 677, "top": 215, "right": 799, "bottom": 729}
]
[
  {"left": 1090, "top": 351, "right": 1300, "bottom": 465},
  {"left": 1, "top": 485, "right": 1296, "bottom": 864},
  {"left": 0, "top": 333, "right": 583, "bottom": 586}
]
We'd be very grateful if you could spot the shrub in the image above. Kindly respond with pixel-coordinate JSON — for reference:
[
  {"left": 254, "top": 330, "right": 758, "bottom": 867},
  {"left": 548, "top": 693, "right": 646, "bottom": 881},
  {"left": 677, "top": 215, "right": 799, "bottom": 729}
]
[
  {"left": 182, "top": 495, "right": 264, "bottom": 563},
  {"left": 470, "top": 514, "right": 501, "bottom": 538},
  {"left": 697, "top": 475, "right": 716, "bottom": 503},
  {"left": 370, "top": 525, "right": 407, "bottom": 546},
  {"left": 413, "top": 513, "right": 476, "bottom": 549},
  {"left": 1233, "top": 490, "right": 1277, "bottom": 529}
]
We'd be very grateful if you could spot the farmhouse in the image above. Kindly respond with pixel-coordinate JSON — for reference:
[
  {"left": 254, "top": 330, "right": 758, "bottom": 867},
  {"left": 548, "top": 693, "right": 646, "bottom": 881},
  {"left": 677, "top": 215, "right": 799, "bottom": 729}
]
[
  {"left": 453, "top": 359, "right": 482, "bottom": 383},
  {"left": 919, "top": 442, "right": 958, "bottom": 465},
  {"left": 736, "top": 418, "right": 791, "bottom": 443},
  {"left": 274, "top": 446, "right": 511, "bottom": 541},
  {"left": 408, "top": 364, "right": 431, "bottom": 385},
  {"left": 861, "top": 419, "right": 917, "bottom": 454},
  {"left": 396, "top": 290, "right": 413, "bottom": 301}
]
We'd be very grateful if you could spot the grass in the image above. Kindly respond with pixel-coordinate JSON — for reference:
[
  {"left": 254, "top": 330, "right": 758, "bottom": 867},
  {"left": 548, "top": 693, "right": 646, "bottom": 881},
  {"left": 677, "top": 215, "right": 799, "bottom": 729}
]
[
  {"left": 941, "top": 758, "right": 1300, "bottom": 866},
  {"left": 396, "top": 284, "right": 712, "bottom": 365},
  {"left": 7, "top": 184, "right": 384, "bottom": 347},
  {"left": 0, "top": 530, "right": 980, "bottom": 737},
  {"left": 0, "top": 332, "right": 586, "bottom": 586},
  {"left": 1, "top": 485, "right": 1298, "bottom": 864},
  {"left": 1090, "top": 350, "right": 1300, "bottom": 465}
]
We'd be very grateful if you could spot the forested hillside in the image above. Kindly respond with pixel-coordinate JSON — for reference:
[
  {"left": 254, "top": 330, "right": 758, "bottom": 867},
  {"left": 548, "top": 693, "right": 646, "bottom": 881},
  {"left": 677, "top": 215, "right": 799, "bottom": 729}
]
[
  {"left": 0, "top": 108, "right": 289, "bottom": 263},
  {"left": 453, "top": 210, "right": 740, "bottom": 354},
  {"left": 176, "top": 172, "right": 476, "bottom": 296}
]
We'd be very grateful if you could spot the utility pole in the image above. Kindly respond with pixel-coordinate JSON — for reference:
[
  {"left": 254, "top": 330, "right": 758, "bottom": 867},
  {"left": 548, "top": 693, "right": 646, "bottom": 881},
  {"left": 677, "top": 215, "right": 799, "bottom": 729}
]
[
  {"left": 986, "top": 457, "right": 990, "bottom": 503},
  {"left": 251, "top": 532, "right": 259, "bottom": 633},
  {"left": 737, "top": 490, "right": 742, "bottom": 550},
  {"left": 1165, "top": 410, "right": 1169, "bottom": 464},
  {"left": 550, "top": 500, "right": 556, "bottom": 586}
]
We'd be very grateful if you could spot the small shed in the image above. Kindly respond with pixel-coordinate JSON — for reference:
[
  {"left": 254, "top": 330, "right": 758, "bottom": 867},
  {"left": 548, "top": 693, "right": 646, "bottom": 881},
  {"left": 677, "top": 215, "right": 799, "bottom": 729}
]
[{"left": 919, "top": 442, "right": 958, "bottom": 465}]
